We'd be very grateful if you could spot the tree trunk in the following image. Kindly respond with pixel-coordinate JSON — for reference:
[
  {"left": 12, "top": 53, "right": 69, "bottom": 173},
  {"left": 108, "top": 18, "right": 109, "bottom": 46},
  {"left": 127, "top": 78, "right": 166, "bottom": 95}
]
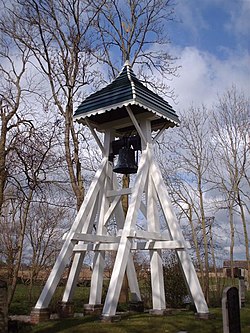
[
  {"left": 237, "top": 191, "right": 250, "bottom": 288},
  {"left": 0, "top": 118, "right": 7, "bottom": 213},
  {"left": 209, "top": 219, "right": 218, "bottom": 286},
  {"left": 8, "top": 189, "right": 33, "bottom": 306},
  {"left": 188, "top": 205, "right": 205, "bottom": 289},
  {"left": 64, "top": 108, "right": 84, "bottom": 211},
  {"left": 228, "top": 202, "right": 235, "bottom": 279},
  {"left": 198, "top": 182, "right": 210, "bottom": 304}
]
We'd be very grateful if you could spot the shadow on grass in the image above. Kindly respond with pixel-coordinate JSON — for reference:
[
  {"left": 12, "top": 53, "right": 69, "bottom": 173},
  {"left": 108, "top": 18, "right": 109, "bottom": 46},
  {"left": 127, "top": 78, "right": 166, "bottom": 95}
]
[
  {"left": 30, "top": 312, "right": 215, "bottom": 333},
  {"left": 31, "top": 316, "right": 100, "bottom": 333},
  {"left": 23, "top": 307, "right": 250, "bottom": 333}
]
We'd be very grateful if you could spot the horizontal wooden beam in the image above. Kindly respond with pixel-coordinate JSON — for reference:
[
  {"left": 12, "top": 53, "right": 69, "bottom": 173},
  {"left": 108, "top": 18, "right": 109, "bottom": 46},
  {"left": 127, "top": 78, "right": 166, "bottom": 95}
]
[
  {"left": 107, "top": 188, "right": 133, "bottom": 197},
  {"left": 73, "top": 240, "right": 185, "bottom": 252},
  {"left": 96, "top": 111, "right": 156, "bottom": 132},
  {"left": 117, "top": 229, "right": 169, "bottom": 241},
  {"left": 136, "top": 240, "right": 185, "bottom": 250},
  {"left": 72, "top": 233, "right": 120, "bottom": 243}
]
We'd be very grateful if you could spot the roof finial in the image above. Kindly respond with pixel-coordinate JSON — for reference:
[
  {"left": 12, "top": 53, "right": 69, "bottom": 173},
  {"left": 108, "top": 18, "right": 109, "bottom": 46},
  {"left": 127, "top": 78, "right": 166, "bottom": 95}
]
[{"left": 124, "top": 53, "right": 130, "bottom": 66}]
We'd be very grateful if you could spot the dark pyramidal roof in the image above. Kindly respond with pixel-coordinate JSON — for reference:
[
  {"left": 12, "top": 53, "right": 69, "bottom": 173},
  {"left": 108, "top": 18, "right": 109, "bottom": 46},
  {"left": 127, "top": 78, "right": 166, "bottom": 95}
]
[{"left": 74, "top": 61, "right": 179, "bottom": 135}]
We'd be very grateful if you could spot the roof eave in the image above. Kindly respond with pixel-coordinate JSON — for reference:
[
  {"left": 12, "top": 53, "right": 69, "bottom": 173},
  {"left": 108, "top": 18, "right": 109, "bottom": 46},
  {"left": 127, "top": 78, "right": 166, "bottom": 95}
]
[{"left": 74, "top": 100, "right": 179, "bottom": 126}]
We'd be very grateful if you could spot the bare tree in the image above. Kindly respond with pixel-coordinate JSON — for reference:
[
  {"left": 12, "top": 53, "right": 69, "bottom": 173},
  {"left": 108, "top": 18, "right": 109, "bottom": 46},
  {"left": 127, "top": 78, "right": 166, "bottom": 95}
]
[
  {"left": 1, "top": 119, "right": 60, "bottom": 305},
  {"left": 162, "top": 177, "right": 206, "bottom": 288},
  {"left": 210, "top": 86, "right": 250, "bottom": 283},
  {"left": 0, "top": 0, "right": 180, "bottom": 211},
  {"left": 0, "top": 0, "right": 106, "bottom": 210},
  {"left": 0, "top": 31, "right": 31, "bottom": 213},
  {"left": 158, "top": 106, "right": 213, "bottom": 302},
  {"left": 0, "top": 195, "right": 22, "bottom": 279},
  {"left": 25, "top": 202, "right": 69, "bottom": 300},
  {"left": 90, "top": 0, "right": 178, "bottom": 93}
]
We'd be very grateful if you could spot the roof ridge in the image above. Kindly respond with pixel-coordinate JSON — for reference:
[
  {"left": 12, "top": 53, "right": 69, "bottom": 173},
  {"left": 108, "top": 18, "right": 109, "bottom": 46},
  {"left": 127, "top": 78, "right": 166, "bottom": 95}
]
[{"left": 125, "top": 63, "right": 137, "bottom": 100}]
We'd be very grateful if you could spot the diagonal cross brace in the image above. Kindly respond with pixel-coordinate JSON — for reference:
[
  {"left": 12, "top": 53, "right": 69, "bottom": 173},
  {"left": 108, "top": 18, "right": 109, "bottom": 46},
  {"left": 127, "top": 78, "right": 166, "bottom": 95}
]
[
  {"left": 102, "top": 145, "right": 150, "bottom": 316},
  {"left": 35, "top": 158, "right": 108, "bottom": 309}
]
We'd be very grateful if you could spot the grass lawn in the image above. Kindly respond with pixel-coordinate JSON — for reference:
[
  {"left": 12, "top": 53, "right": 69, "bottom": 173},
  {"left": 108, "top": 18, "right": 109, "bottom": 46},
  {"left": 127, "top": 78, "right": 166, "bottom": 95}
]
[
  {"left": 18, "top": 307, "right": 250, "bottom": 333},
  {"left": 9, "top": 284, "right": 90, "bottom": 315},
  {"left": 10, "top": 284, "right": 250, "bottom": 333}
]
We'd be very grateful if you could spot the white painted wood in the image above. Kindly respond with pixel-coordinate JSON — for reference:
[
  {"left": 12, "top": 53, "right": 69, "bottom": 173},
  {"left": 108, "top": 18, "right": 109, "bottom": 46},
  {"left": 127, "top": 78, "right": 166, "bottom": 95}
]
[
  {"left": 35, "top": 106, "right": 208, "bottom": 318},
  {"left": 151, "top": 160, "right": 209, "bottom": 314},
  {"left": 85, "top": 117, "right": 105, "bottom": 155},
  {"left": 140, "top": 119, "right": 153, "bottom": 148},
  {"left": 140, "top": 240, "right": 185, "bottom": 250},
  {"left": 126, "top": 253, "right": 142, "bottom": 302},
  {"left": 147, "top": 156, "right": 166, "bottom": 310},
  {"left": 150, "top": 250, "right": 166, "bottom": 309},
  {"left": 151, "top": 162, "right": 185, "bottom": 242},
  {"left": 62, "top": 253, "right": 85, "bottom": 302},
  {"left": 126, "top": 229, "right": 169, "bottom": 241},
  {"left": 89, "top": 251, "right": 105, "bottom": 304},
  {"left": 72, "top": 233, "right": 120, "bottom": 243},
  {"left": 103, "top": 196, "right": 120, "bottom": 226},
  {"left": 35, "top": 158, "right": 108, "bottom": 309},
  {"left": 107, "top": 187, "right": 133, "bottom": 197},
  {"left": 152, "top": 123, "right": 168, "bottom": 143},
  {"left": 111, "top": 174, "right": 142, "bottom": 303},
  {"left": 177, "top": 250, "right": 209, "bottom": 313},
  {"left": 126, "top": 105, "right": 147, "bottom": 146},
  {"left": 73, "top": 240, "right": 185, "bottom": 252},
  {"left": 62, "top": 197, "right": 99, "bottom": 302},
  {"left": 88, "top": 131, "right": 113, "bottom": 305},
  {"left": 139, "top": 201, "right": 147, "bottom": 218},
  {"left": 102, "top": 146, "right": 150, "bottom": 316}
]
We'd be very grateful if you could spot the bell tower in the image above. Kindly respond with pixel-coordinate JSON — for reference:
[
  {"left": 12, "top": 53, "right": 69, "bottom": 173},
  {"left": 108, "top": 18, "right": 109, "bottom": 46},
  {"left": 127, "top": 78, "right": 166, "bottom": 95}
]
[{"left": 31, "top": 61, "right": 209, "bottom": 322}]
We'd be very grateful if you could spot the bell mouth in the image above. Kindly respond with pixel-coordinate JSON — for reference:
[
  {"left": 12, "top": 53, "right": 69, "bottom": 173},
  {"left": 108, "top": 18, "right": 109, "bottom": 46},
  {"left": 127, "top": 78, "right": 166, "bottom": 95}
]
[
  {"left": 113, "top": 147, "right": 138, "bottom": 175},
  {"left": 113, "top": 166, "right": 138, "bottom": 174}
]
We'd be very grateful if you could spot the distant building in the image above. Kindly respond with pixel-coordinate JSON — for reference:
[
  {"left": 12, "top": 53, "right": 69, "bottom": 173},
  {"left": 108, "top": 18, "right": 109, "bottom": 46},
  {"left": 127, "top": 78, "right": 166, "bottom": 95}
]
[{"left": 223, "top": 260, "right": 248, "bottom": 280}]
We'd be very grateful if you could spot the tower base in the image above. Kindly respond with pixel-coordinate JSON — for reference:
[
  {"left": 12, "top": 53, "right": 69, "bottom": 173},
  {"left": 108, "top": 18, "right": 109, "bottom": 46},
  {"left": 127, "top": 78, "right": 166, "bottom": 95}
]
[
  {"left": 30, "top": 308, "right": 50, "bottom": 324},
  {"left": 84, "top": 304, "right": 103, "bottom": 315},
  {"left": 57, "top": 301, "right": 74, "bottom": 318}
]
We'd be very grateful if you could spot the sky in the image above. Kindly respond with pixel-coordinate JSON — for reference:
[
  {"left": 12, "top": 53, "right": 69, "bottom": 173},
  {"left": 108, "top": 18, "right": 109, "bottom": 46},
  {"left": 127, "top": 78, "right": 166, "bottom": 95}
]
[
  {"left": 166, "top": 0, "right": 250, "bottom": 111},
  {"left": 163, "top": 0, "right": 250, "bottom": 262}
]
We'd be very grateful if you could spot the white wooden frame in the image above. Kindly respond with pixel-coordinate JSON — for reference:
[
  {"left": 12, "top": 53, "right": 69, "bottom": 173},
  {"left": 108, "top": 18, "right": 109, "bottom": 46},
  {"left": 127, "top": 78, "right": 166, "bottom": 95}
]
[{"left": 33, "top": 111, "right": 209, "bottom": 318}]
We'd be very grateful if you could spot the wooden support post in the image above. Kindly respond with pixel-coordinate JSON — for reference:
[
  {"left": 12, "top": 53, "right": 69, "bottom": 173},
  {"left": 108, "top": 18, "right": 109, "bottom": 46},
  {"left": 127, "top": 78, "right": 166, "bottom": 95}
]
[
  {"left": 147, "top": 172, "right": 166, "bottom": 312},
  {"left": 87, "top": 130, "right": 113, "bottom": 309},
  {"left": 151, "top": 159, "right": 209, "bottom": 314},
  {"left": 62, "top": 198, "right": 99, "bottom": 303},
  {"left": 112, "top": 173, "right": 142, "bottom": 303},
  {"left": 32, "top": 158, "right": 108, "bottom": 311},
  {"left": 144, "top": 119, "right": 166, "bottom": 312},
  {"left": 102, "top": 147, "right": 150, "bottom": 317},
  {"left": 88, "top": 251, "right": 105, "bottom": 305}
]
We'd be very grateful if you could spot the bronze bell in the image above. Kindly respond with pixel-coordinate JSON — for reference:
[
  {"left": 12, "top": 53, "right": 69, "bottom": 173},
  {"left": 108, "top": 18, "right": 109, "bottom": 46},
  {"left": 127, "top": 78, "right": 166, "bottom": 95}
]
[{"left": 113, "top": 147, "right": 138, "bottom": 174}]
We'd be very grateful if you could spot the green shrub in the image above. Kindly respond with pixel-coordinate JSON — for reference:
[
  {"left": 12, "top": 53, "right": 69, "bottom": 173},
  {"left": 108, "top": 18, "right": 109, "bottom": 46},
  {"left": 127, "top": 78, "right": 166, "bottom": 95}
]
[{"left": 163, "top": 252, "right": 188, "bottom": 308}]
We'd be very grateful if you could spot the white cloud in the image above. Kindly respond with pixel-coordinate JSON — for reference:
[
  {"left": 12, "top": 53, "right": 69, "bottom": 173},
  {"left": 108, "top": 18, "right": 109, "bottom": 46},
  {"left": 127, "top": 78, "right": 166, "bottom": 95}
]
[
  {"left": 225, "top": 0, "right": 250, "bottom": 37},
  {"left": 169, "top": 46, "right": 250, "bottom": 111},
  {"left": 174, "top": 1, "right": 208, "bottom": 38}
]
